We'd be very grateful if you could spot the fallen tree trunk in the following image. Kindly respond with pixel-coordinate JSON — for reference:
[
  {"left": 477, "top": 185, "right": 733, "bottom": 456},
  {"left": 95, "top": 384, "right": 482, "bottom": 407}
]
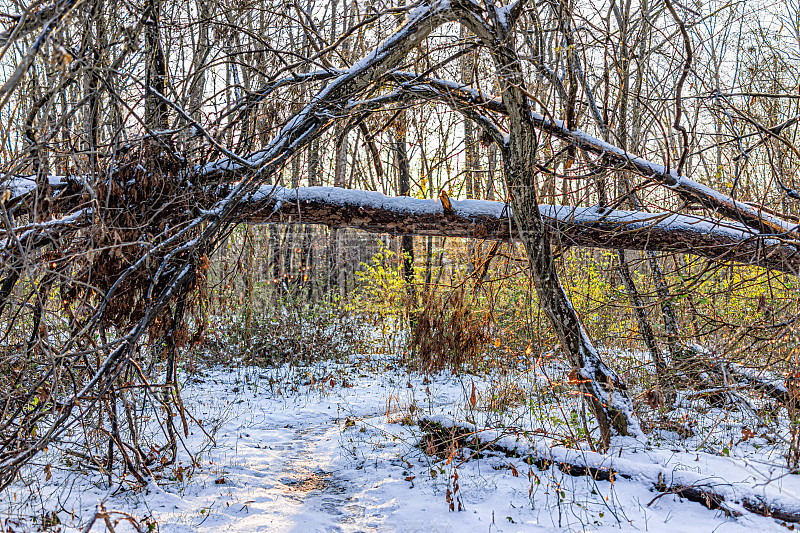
[
  {"left": 683, "top": 351, "right": 792, "bottom": 406},
  {"left": 239, "top": 185, "right": 800, "bottom": 274},
  {"left": 7, "top": 73, "right": 798, "bottom": 245},
  {"left": 419, "top": 417, "right": 800, "bottom": 523},
  {"left": 5, "top": 184, "right": 798, "bottom": 280}
]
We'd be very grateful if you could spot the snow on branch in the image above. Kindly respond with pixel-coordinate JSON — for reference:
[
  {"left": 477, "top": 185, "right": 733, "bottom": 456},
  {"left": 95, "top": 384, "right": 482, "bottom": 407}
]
[{"left": 382, "top": 73, "right": 800, "bottom": 237}]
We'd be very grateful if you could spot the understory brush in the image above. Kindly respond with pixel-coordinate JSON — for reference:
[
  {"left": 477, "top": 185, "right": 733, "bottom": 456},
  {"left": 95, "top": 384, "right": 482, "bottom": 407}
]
[
  {"left": 201, "top": 300, "right": 371, "bottom": 367},
  {"left": 8, "top": 242, "right": 788, "bottom": 531},
  {"left": 199, "top": 242, "right": 800, "bottom": 472}
]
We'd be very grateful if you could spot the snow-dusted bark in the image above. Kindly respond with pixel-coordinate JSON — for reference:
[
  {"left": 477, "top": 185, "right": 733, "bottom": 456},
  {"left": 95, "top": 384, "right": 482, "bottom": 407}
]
[
  {"left": 205, "top": 65, "right": 797, "bottom": 239},
  {"left": 422, "top": 416, "right": 800, "bottom": 523},
  {"left": 5, "top": 184, "right": 798, "bottom": 277},
  {"left": 240, "top": 185, "right": 800, "bottom": 274},
  {"left": 9, "top": 69, "right": 798, "bottom": 243}
]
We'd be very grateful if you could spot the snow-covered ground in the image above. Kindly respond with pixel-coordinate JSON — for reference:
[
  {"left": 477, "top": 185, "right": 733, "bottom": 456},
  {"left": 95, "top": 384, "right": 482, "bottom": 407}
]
[{"left": 3, "top": 353, "right": 800, "bottom": 532}]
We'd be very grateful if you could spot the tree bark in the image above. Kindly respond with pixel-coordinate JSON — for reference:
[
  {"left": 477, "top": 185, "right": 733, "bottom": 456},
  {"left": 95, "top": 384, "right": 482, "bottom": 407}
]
[
  {"left": 377, "top": 72, "right": 798, "bottom": 237},
  {"left": 226, "top": 186, "right": 800, "bottom": 275},
  {"left": 420, "top": 417, "right": 800, "bottom": 523},
  {"left": 144, "top": 0, "right": 168, "bottom": 131},
  {"left": 394, "top": 112, "right": 416, "bottom": 288}
]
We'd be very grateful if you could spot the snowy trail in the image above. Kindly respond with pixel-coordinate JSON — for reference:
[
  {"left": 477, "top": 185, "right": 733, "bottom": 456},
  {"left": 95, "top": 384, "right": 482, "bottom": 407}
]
[
  {"left": 4, "top": 362, "right": 800, "bottom": 532},
  {"left": 156, "top": 380, "right": 391, "bottom": 533},
  {"left": 254, "top": 417, "right": 379, "bottom": 532},
  {"left": 278, "top": 424, "right": 377, "bottom": 531},
  {"left": 122, "top": 366, "right": 493, "bottom": 533}
]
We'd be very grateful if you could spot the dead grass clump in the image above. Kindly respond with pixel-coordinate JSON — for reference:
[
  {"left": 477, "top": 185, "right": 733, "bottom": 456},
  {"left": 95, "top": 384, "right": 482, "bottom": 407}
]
[
  {"left": 411, "top": 286, "right": 490, "bottom": 373},
  {"left": 482, "top": 381, "right": 527, "bottom": 412},
  {"left": 385, "top": 393, "right": 417, "bottom": 425}
]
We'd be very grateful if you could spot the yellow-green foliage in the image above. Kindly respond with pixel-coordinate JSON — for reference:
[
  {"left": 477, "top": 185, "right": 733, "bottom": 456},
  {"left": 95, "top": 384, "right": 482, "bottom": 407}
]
[
  {"left": 349, "top": 247, "right": 411, "bottom": 353},
  {"left": 665, "top": 259, "right": 799, "bottom": 362},
  {"left": 676, "top": 261, "right": 797, "bottom": 326},
  {"left": 349, "top": 242, "right": 799, "bottom": 368},
  {"left": 559, "top": 250, "right": 634, "bottom": 340},
  {"left": 351, "top": 247, "right": 407, "bottom": 318}
]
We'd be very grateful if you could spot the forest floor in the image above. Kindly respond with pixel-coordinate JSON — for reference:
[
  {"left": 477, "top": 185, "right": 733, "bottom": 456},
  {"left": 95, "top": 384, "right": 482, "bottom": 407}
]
[{"left": 3, "top": 352, "right": 800, "bottom": 532}]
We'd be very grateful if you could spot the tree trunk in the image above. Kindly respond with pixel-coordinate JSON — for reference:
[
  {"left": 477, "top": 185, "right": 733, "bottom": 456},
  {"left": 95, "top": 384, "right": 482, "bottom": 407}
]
[
  {"left": 486, "top": 143, "right": 497, "bottom": 200},
  {"left": 394, "top": 112, "right": 416, "bottom": 289},
  {"left": 144, "top": 0, "right": 168, "bottom": 131},
  {"left": 458, "top": 15, "right": 639, "bottom": 445},
  {"left": 214, "top": 186, "right": 800, "bottom": 275}
]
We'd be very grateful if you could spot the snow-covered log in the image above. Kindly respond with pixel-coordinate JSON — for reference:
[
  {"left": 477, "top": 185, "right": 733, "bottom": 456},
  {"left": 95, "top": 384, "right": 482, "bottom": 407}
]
[
  {"left": 8, "top": 69, "right": 798, "bottom": 244},
  {"left": 419, "top": 417, "right": 800, "bottom": 523},
  {"left": 218, "top": 68, "right": 798, "bottom": 236},
  {"left": 240, "top": 186, "right": 800, "bottom": 275}
]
